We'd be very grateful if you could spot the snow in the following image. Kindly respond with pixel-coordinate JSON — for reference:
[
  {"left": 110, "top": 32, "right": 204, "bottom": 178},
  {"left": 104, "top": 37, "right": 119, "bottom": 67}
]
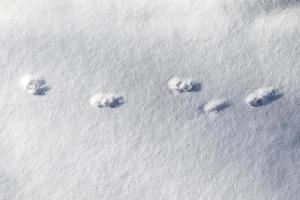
[{"left": 0, "top": 0, "right": 300, "bottom": 200}]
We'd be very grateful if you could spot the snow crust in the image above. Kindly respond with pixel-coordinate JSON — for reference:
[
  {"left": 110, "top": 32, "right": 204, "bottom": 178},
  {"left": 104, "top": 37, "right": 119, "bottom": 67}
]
[{"left": 0, "top": 0, "right": 300, "bottom": 199}]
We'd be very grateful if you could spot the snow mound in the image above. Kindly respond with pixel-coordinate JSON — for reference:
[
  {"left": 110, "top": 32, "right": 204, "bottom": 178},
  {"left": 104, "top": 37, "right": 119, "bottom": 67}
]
[
  {"left": 168, "top": 77, "right": 200, "bottom": 93},
  {"left": 19, "top": 75, "right": 50, "bottom": 95},
  {"left": 89, "top": 93, "right": 124, "bottom": 108},
  {"left": 245, "top": 87, "right": 283, "bottom": 107},
  {"left": 203, "top": 99, "right": 231, "bottom": 113}
]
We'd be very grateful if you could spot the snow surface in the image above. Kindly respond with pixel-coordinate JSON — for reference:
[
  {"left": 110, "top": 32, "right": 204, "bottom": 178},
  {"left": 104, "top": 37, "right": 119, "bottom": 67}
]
[{"left": 0, "top": 0, "right": 300, "bottom": 199}]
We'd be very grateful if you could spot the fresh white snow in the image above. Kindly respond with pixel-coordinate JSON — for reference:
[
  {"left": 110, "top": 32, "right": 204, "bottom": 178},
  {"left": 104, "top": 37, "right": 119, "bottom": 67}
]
[{"left": 0, "top": 0, "right": 299, "bottom": 200}]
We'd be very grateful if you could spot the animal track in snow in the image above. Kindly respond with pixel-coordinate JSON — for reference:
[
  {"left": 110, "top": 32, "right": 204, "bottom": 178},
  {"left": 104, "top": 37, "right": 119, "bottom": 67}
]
[
  {"left": 168, "top": 77, "right": 200, "bottom": 93},
  {"left": 20, "top": 75, "right": 50, "bottom": 95},
  {"left": 89, "top": 93, "right": 124, "bottom": 108},
  {"left": 245, "top": 87, "right": 283, "bottom": 107},
  {"left": 203, "top": 99, "right": 231, "bottom": 113}
]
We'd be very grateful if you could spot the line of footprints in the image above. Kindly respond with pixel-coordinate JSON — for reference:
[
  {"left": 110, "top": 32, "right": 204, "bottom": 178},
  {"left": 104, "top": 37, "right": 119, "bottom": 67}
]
[{"left": 20, "top": 74, "right": 283, "bottom": 113}]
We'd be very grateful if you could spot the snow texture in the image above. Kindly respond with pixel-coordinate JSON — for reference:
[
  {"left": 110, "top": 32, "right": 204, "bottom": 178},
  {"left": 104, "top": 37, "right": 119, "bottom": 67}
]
[
  {"left": 245, "top": 87, "right": 283, "bottom": 107},
  {"left": 0, "top": 0, "right": 300, "bottom": 200},
  {"left": 89, "top": 93, "right": 124, "bottom": 108}
]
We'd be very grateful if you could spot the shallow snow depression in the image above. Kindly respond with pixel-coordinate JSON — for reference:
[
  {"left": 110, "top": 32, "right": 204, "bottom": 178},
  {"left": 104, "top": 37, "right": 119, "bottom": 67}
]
[
  {"left": 19, "top": 75, "right": 50, "bottom": 95},
  {"left": 89, "top": 93, "right": 124, "bottom": 108},
  {"left": 245, "top": 87, "right": 283, "bottom": 107},
  {"left": 203, "top": 99, "right": 231, "bottom": 113},
  {"left": 168, "top": 77, "right": 200, "bottom": 93}
]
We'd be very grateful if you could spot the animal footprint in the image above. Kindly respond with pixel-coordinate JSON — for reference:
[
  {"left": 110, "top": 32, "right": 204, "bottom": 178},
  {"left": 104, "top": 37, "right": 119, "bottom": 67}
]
[
  {"left": 89, "top": 93, "right": 124, "bottom": 108},
  {"left": 20, "top": 75, "right": 50, "bottom": 95},
  {"left": 203, "top": 99, "right": 231, "bottom": 113},
  {"left": 245, "top": 87, "right": 283, "bottom": 107},
  {"left": 168, "top": 77, "right": 200, "bottom": 93}
]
